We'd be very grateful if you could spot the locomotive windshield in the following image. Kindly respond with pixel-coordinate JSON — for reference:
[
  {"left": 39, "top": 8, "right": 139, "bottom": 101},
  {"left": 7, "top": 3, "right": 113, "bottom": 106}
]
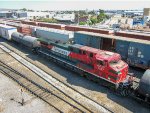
[
  {"left": 109, "top": 59, "right": 120, "bottom": 65},
  {"left": 109, "top": 57, "right": 126, "bottom": 71},
  {"left": 97, "top": 60, "right": 105, "bottom": 66}
]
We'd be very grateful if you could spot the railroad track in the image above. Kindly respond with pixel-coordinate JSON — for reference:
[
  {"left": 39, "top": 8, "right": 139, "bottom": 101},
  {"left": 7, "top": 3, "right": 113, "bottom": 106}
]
[
  {"left": 0, "top": 60, "right": 85, "bottom": 113},
  {"left": 0, "top": 43, "right": 112, "bottom": 113}
]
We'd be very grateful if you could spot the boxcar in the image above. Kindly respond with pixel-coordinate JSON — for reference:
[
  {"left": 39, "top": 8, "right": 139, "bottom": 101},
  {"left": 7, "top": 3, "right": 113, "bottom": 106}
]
[{"left": 0, "top": 24, "right": 17, "bottom": 40}]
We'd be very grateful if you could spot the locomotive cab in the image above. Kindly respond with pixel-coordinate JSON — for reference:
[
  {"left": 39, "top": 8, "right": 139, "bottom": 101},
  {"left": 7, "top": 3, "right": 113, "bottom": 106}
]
[
  {"left": 95, "top": 52, "right": 128, "bottom": 83},
  {"left": 108, "top": 55, "right": 128, "bottom": 83}
]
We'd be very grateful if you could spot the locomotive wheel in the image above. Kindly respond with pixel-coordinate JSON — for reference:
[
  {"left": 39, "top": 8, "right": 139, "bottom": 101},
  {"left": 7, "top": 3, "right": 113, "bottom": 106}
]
[
  {"left": 120, "top": 89, "right": 129, "bottom": 96},
  {"left": 86, "top": 75, "right": 93, "bottom": 81},
  {"left": 117, "top": 83, "right": 131, "bottom": 96}
]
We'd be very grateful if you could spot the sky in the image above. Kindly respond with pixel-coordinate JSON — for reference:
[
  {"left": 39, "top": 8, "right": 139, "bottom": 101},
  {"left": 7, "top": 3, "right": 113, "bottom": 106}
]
[{"left": 0, "top": 0, "right": 150, "bottom": 11}]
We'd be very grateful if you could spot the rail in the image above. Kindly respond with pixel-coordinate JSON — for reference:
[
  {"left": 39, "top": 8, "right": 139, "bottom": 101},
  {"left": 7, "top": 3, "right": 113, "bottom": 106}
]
[{"left": 0, "top": 60, "right": 84, "bottom": 113}]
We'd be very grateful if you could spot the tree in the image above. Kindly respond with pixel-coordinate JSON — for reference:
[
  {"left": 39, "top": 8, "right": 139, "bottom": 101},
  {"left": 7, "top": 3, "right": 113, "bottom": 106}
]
[
  {"left": 99, "top": 9, "right": 104, "bottom": 14},
  {"left": 90, "top": 17, "right": 97, "bottom": 25},
  {"left": 28, "top": 9, "right": 34, "bottom": 12},
  {"left": 39, "top": 18, "right": 58, "bottom": 23},
  {"left": 78, "top": 10, "right": 87, "bottom": 16},
  {"left": 21, "top": 8, "right": 27, "bottom": 11},
  {"left": 79, "top": 21, "right": 87, "bottom": 25},
  {"left": 97, "top": 9, "right": 107, "bottom": 23},
  {"left": 88, "top": 10, "right": 95, "bottom": 15}
]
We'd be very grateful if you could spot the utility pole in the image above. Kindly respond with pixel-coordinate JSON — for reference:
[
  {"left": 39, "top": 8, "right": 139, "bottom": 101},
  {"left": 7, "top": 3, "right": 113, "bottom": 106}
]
[
  {"left": 20, "top": 89, "right": 24, "bottom": 106},
  {"left": 78, "top": 11, "right": 79, "bottom": 25}
]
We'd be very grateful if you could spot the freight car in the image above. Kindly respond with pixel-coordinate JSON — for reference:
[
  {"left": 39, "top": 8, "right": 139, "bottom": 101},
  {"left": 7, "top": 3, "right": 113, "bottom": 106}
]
[
  {"left": 21, "top": 20, "right": 38, "bottom": 26},
  {"left": 115, "top": 31, "right": 150, "bottom": 41},
  {"left": 0, "top": 22, "right": 32, "bottom": 35},
  {"left": 35, "top": 27, "right": 74, "bottom": 44},
  {"left": 131, "top": 70, "right": 150, "bottom": 104},
  {"left": 65, "top": 25, "right": 114, "bottom": 34},
  {"left": 116, "top": 40, "right": 150, "bottom": 69},
  {"left": 0, "top": 24, "right": 17, "bottom": 40},
  {"left": 38, "top": 22, "right": 65, "bottom": 30},
  {"left": 11, "top": 32, "right": 40, "bottom": 51}
]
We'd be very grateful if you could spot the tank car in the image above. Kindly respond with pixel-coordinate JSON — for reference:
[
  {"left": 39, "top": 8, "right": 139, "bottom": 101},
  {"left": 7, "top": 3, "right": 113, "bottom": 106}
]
[
  {"left": 11, "top": 32, "right": 40, "bottom": 51},
  {"left": 139, "top": 70, "right": 150, "bottom": 96},
  {"left": 133, "top": 70, "right": 150, "bottom": 104}
]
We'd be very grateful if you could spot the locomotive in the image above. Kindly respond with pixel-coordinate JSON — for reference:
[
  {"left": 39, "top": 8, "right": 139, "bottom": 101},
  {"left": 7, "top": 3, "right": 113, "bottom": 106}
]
[
  {"left": 38, "top": 38, "right": 128, "bottom": 86},
  {"left": 0, "top": 24, "right": 149, "bottom": 105}
]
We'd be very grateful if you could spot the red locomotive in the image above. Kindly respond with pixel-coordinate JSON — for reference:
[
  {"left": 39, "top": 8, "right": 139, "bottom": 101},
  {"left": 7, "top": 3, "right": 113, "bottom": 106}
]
[
  {"left": 69, "top": 45, "right": 128, "bottom": 84},
  {"left": 38, "top": 38, "right": 129, "bottom": 92}
]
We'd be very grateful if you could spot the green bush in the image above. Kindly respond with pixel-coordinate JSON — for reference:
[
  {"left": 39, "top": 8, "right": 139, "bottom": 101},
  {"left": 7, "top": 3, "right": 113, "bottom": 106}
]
[
  {"left": 79, "top": 21, "right": 87, "bottom": 25},
  {"left": 39, "top": 18, "right": 58, "bottom": 23}
]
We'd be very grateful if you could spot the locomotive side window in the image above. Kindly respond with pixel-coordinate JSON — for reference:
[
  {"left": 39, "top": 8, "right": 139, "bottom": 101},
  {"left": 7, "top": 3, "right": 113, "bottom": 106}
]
[
  {"left": 79, "top": 50, "right": 82, "bottom": 54},
  {"left": 83, "top": 51, "right": 86, "bottom": 55},
  {"left": 41, "top": 42, "right": 48, "bottom": 45},
  {"left": 70, "top": 47, "right": 73, "bottom": 51},
  {"left": 89, "top": 53, "right": 93, "bottom": 57},
  {"left": 97, "top": 60, "right": 105, "bottom": 66},
  {"left": 5, "top": 31, "right": 7, "bottom": 36}
]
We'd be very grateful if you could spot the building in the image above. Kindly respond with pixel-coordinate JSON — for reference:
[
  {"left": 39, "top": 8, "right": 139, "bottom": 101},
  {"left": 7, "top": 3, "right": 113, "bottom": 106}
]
[
  {"left": 53, "top": 13, "right": 75, "bottom": 23},
  {"left": 13, "top": 11, "right": 27, "bottom": 18},
  {"left": 0, "top": 11, "right": 51, "bottom": 19},
  {"left": 123, "top": 10, "right": 143, "bottom": 17},
  {"left": 26, "top": 12, "right": 50, "bottom": 19},
  {"left": 144, "top": 8, "right": 150, "bottom": 16},
  {"left": 143, "top": 8, "right": 150, "bottom": 22},
  {"left": 0, "top": 11, "right": 13, "bottom": 18}
]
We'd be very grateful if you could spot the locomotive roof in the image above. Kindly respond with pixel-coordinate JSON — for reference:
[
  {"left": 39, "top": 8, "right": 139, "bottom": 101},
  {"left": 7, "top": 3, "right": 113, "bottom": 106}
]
[
  {"left": 69, "top": 44, "right": 84, "bottom": 49},
  {"left": 80, "top": 46, "right": 119, "bottom": 61},
  {"left": 80, "top": 46, "right": 99, "bottom": 53},
  {"left": 96, "top": 51, "right": 119, "bottom": 61}
]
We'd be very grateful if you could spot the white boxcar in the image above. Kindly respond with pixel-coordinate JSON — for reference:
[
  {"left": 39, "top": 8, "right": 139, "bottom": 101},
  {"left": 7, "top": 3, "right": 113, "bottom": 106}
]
[
  {"left": 0, "top": 24, "right": 17, "bottom": 40},
  {"left": 36, "top": 27, "right": 74, "bottom": 44}
]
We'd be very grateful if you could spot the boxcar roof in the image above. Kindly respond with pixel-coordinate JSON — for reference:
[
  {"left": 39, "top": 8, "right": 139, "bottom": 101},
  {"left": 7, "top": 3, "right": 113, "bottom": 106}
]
[
  {"left": 0, "top": 24, "right": 16, "bottom": 30},
  {"left": 116, "top": 31, "right": 150, "bottom": 36},
  {"left": 76, "top": 31, "right": 150, "bottom": 45}
]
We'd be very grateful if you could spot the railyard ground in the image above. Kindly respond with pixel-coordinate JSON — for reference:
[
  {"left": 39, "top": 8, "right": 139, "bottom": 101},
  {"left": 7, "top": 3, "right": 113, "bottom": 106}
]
[
  {"left": 0, "top": 38, "right": 150, "bottom": 113},
  {"left": 0, "top": 72, "right": 57, "bottom": 113}
]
